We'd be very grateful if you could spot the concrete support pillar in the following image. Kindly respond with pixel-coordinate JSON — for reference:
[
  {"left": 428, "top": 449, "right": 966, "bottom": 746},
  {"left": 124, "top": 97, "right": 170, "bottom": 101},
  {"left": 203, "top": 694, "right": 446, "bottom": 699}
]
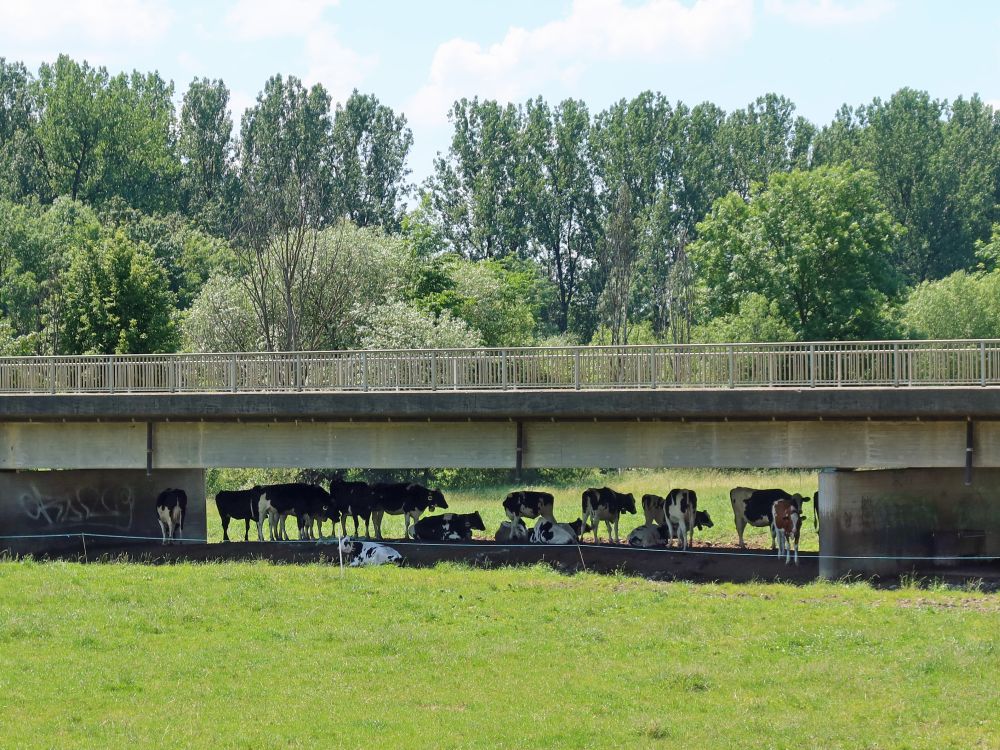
[{"left": 819, "top": 468, "right": 1000, "bottom": 579}]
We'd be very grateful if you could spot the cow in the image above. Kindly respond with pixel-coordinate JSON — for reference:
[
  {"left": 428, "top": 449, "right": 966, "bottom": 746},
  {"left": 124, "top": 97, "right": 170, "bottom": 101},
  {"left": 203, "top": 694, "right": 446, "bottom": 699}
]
[
  {"left": 370, "top": 482, "right": 448, "bottom": 540},
  {"left": 329, "top": 478, "right": 374, "bottom": 538},
  {"left": 529, "top": 517, "right": 589, "bottom": 545},
  {"left": 628, "top": 511, "right": 714, "bottom": 548},
  {"left": 730, "top": 487, "right": 810, "bottom": 549},
  {"left": 495, "top": 519, "right": 530, "bottom": 543},
  {"left": 581, "top": 487, "right": 636, "bottom": 544},
  {"left": 215, "top": 486, "right": 264, "bottom": 542},
  {"left": 641, "top": 493, "right": 666, "bottom": 527},
  {"left": 502, "top": 490, "right": 555, "bottom": 525},
  {"left": 772, "top": 499, "right": 802, "bottom": 565},
  {"left": 663, "top": 488, "right": 700, "bottom": 550},
  {"left": 336, "top": 537, "right": 403, "bottom": 567},
  {"left": 410, "top": 512, "right": 486, "bottom": 541},
  {"left": 258, "top": 483, "right": 333, "bottom": 541},
  {"left": 156, "top": 488, "right": 187, "bottom": 545},
  {"left": 813, "top": 490, "right": 820, "bottom": 530}
]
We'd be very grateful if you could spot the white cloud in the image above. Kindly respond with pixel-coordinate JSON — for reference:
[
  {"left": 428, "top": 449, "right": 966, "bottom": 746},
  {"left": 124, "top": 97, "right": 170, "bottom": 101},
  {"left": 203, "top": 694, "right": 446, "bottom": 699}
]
[
  {"left": 764, "top": 0, "right": 896, "bottom": 26},
  {"left": 0, "top": 0, "right": 172, "bottom": 45},
  {"left": 225, "top": 0, "right": 340, "bottom": 40},
  {"left": 408, "top": 0, "right": 754, "bottom": 126}
]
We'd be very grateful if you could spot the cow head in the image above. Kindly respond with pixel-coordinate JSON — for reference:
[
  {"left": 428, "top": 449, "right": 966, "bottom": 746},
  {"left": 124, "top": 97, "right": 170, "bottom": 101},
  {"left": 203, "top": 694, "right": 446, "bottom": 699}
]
[
  {"left": 468, "top": 511, "right": 486, "bottom": 531},
  {"left": 567, "top": 518, "right": 592, "bottom": 538},
  {"left": 622, "top": 493, "right": 637, "bottom": 514},
  {"left": 694, "top": 510, "right": 714, "bottom": 529},
  {"left": 428, "top": 488, "right": 448, "bottom": 510}
]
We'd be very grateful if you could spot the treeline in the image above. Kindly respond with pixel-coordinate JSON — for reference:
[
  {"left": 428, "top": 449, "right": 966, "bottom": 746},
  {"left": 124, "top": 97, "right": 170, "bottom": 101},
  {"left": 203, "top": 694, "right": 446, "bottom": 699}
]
[{"left": 2, "top": 54, "right": 1000, "bottom": 356}]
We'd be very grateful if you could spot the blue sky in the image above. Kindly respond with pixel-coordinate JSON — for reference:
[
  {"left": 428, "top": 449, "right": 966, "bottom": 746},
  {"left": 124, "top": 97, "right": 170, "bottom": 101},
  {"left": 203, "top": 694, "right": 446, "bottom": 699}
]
[{"left": 1, "top": 0, "right": 998, "bottom": 185}]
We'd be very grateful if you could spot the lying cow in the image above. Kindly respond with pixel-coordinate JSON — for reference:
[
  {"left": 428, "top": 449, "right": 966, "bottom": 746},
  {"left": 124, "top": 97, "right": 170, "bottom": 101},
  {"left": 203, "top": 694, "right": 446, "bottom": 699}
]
[
  {"left": 628, "top": 511, "right": 714, "bottom": 548},
  {"left": 336, "top": 537, "right": 403, "bottom": 567},
  {"left": 581, "top": 487, "right": 636, "bottom": 544},
  {"left": 495, "top": 519, "right": 530, "bottom": 543},
  {"left": 503, "top": 490, "right": 555, "bottom": 525},
  {"left": 530, "top": 517, "right": 589, "bottom": 545},
  {"left": 410, "top": 512, "right": 485, "bottom": 541},
  {"left": 730, "top": 487, "right": 809, "bottom": 549},
  {"left": 156, "top": 488, "right": 187, "bottom": 545},
  {"left": 370, "top": 482, "right": 448, "bottom": 540},
  {"left": 259, "top": 483, "right": 334, "bottom": 541},
  {"left": 329, "top": 478, "right": 374, "bottom": 538},
  {"left": 215, "top": 486, "right": 263, "bottom": 542},
  {"left": 772, "top": 499, "right": 802, "bottom": 565},
  {"left": 663, "top": 488, "right": 700, "bottom": 551}
]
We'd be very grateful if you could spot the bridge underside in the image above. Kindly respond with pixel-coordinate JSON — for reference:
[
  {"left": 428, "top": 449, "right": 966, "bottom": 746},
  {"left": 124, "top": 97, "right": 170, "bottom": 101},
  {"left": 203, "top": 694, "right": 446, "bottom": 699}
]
[{"left": 0, "top": 418, "right": 996, "bottom": 469}]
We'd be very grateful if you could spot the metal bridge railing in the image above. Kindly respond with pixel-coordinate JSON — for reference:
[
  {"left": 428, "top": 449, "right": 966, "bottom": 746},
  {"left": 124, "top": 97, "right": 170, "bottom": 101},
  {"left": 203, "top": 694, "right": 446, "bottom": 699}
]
[{"left": 0, "top": 340, "right": 998, "bottom": 394}]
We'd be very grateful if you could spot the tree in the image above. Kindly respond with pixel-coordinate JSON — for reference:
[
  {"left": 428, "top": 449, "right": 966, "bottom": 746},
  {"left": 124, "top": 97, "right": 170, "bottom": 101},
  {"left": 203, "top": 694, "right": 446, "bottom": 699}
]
[
  {"left": 902, "top": 270, "right": 1000, "bottom": 340},
  {"left": 235, "top": 74, "right": 333, "bottom": 351},
  {"left": 360, "top": 300, "right": 482, "bottom": 350},
  {"left": 330, "top": 90, "right": 413, "bottom": 232},
  {"left": 58, "top": 229, "right": 178, "bottom": 354},
  {"left": 690, "top": 165, "right": 903, "bottom": 340},
  {"left": 598, "top": 185, "right": 640, "bottom": 345},
  {"left": 179, "top": 77, "right": 234, "bottom": 230},
  {"left": 182, "top": 273, "right": 260, "bottom": 352},
  {"left": 522, "top": 98, "right": 599, "bottom": 334},
  {"left": 428, "top": 98, "right": 529, "bottom": 259},
  {"left": 691, "top": 293, "right": 795, "bottom": 343},
  {"left": 0, "top": 58, "right": 41, "bottom": 200}
]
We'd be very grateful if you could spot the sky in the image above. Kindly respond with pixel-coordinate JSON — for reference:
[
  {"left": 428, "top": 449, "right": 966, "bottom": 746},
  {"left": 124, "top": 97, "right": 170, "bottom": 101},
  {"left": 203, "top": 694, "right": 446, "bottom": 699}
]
[{"left": 1, "top": 0, "right": 998, "bottom": 186}]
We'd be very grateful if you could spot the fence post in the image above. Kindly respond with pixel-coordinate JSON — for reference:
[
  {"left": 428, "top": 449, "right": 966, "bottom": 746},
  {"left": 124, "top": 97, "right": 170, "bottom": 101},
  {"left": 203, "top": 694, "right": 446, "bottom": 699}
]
[
  {"left": 808, "top": 344, "right": 815, "bottom": 388},
  {"left": 362, "top": 351, "right": 369, "bottom": 392},
  {"left": 649, "top": 350, "right": 656, "bottom": 389},
  {"left": 107, "top": 356, "right": 114, "bottom": 394},
  {"left": 294, "top": 353, "right": 302, "bottom": 391},
  {"left": 453, "top": 356, "right": 458, "bottom": 390},
  {"left": 893, "top": 343, "right": 900, "bottom": 387},
  {"left": 980, "top": 341, "right": 987, "bottom": 387},
  {"left": 49, "top": 358, "right": 56, "bottom": 394},
  {"left": 501, "top": 350, "right": 508, "bottom": 390},
  {"left": 431, "top": 351, "right": 437, "bottom": 391},
  {"left": 727, "top": 345, "right": 735, "bottom": 388},
  {"left": 229, "top": 354, "right": 237, "bottom": 393},
  {"left": 574, "top": 350, "right": 581, "bottom": 390},
  {"left": 836, "top": 348, "right": 842, "bottom": 387}
]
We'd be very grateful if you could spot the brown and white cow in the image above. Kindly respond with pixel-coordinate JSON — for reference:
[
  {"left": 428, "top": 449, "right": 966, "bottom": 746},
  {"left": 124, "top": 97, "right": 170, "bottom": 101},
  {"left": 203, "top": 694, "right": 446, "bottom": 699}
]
[{"left": 772, "top": 498, "right": 802, "bottom": 565}]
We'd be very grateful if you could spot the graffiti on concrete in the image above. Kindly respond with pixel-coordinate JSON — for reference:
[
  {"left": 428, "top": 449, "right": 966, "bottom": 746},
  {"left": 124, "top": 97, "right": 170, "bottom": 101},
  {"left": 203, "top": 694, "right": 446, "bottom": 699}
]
[{"left": 17, "top": 483, "right": 136, "bottom": 532}]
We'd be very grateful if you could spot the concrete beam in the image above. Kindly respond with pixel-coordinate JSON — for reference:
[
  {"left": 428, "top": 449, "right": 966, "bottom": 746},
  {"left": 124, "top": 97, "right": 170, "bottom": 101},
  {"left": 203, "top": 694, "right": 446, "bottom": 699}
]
[{"left": 3, "top": 387, "right": 1000, "bottom": 422}]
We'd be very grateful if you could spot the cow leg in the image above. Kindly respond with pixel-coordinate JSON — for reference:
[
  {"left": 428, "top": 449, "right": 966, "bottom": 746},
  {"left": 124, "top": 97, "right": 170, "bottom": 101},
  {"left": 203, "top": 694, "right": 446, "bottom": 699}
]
[
  {"left": 243, "top": 519, "right": 250, "bottom": 542},
  {"left": 373, "top": 510, "right": 384, "bottom": 540},
  {"left": 677, "top": 519, "right": 688, "bottom": 551},
  {"left": 663, "top": 517, "right": 674, "bottom": 548},
  {"left": 221, "top": 515, "right": 231, "bottom": 543},
  {"left": 735, "top": 516, "right": 745, "bottom": 549},
  {"left": 363, "top": 515, "right": 371, "bottom": 539},
  {"left": 603, "top": 519, "right": 612, "bottom": 544},
  {"left": 158, "top": 518, "right": 168, "bottom": 545},
  {"left": 611, "top": 517, "right": 620, "bottom": 544}
]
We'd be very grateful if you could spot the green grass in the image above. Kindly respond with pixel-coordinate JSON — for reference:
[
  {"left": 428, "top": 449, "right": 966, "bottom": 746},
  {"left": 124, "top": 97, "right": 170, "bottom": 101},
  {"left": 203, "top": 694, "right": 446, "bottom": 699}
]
[
  {"left": 1, "top": 560, "right": 997, "bottom": 749},
  {"left": 206, "top": 469, "right": 820, "bottom": 549}
]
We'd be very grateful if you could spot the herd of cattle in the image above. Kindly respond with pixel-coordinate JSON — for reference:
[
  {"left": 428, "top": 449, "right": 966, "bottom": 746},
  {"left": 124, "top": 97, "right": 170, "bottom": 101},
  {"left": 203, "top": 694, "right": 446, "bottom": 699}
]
[{"left": 155, "top": 480, "right": 817, "bottom": 564}]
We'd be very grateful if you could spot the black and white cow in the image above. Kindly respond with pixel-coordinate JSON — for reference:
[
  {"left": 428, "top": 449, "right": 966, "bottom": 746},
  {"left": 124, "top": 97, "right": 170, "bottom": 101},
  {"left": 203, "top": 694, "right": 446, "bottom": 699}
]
[
  {"left": 502, "top": 490, "right": 555, "bottom": 525},
  {"left": 641, "top": 493, "right": 667, "bottom": 527},
  {"left": 370, "top": 482, "right": 448, "bottom": 540},
  {"left": 495, "top": 518, "right": 530, "bottom": 543},
  {"left": 215, "top": 486, "right": 263, "bottom": 542},
  {"left": 410, "top": 512, "right": 485, "bottom": 541},
  {"left": 663, "top": 488, "right": 700, "bottom": 550},
  {"left": 628, "top": 511, "right": 714, "bottom": 548},
  {"left": 336, "top": 537, "right": 403, "bottom": 567},
  {"left": 730, "top": 487, "right": 809, "bottom": 549},
  {"left": 329, "top": 478, "right": 374, "bottom": 538},
  {"left": 258, "top": 483, "right": 334, "bottom": 541},
  {"left": 581, "top": 487, "right": 637, "bottom": 544},
  {"left": 156, "top": 488, "right": 187, "bottom": 545},
  {"left": 529, "top": 517, "right": 589, "bottom": 545}
]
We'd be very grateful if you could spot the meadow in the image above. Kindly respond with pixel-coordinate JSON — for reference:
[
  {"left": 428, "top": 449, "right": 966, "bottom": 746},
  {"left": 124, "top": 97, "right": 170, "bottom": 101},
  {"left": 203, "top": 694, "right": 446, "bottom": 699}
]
[
  {"left": 0, "top": 560, "right": 997, "bottom": 749},
  {"left": 205, "top": 468, "right": 821, "bottom": 548}
]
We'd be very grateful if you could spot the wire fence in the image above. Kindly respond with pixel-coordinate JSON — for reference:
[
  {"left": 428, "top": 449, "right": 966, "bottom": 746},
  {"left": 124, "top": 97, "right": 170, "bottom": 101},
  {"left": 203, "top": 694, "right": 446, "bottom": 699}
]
[{"left": 1, "top": 339, "right": 1000, "bottom": 394}]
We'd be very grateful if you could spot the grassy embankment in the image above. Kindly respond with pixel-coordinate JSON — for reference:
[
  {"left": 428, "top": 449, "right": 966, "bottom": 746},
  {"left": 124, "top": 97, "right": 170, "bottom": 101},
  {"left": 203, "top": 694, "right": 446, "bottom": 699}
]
[
  {"left": 206, "top": 468, "right": 820, "bottom": 548},
  {"left": 0, "top": 560, "right": 997, "bottom": 749}
]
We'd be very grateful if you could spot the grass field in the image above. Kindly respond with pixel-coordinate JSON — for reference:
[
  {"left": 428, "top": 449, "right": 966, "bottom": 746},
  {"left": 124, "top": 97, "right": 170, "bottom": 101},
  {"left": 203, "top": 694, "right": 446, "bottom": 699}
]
[
  {"left": 205, "top": 469, "right": 821, "bottom": 548},
  {"left": 1, "top": 560, "right": 997, "bottom": 749}
]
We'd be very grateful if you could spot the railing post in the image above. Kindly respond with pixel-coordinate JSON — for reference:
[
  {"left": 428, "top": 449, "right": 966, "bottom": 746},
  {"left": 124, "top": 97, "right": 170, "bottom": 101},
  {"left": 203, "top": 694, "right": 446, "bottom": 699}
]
[
  {"left": 649, "top": 350, "right": 656, "bottom": 389},
  {"left": 362, "top": 351, "right": 369, "bottom": 392},
  {"left": 107, "top": 356, "right": 114, "bottom": 394},
  {"left": 980, "top": 341, "right": 987, "bottom": 387},
  {"left": 893, "top": 343, "right": 900, "bottom": 387},
  {"left": 49, "top": 357, "right": 56, "bottom": 394},
  {"left": 294, "top": 353, "right": 302, "bottom": 391},
  {"left": 727, "top": 345, "right": 735, "bottom": 388},
  {"left": 501, "top": 350, "right": 508, "bottom": 390},
  {"left": 452, "top": 356, "right": 458, "bottom": 390},
  {"left": 836, "top": 348, "right": 842, "bottom": 387},
  {"left": 574, "top": 350, "right": 581, "bottom": 390},
  {"left": 808, "top": 344, "right": 815, "bottom": 388}
]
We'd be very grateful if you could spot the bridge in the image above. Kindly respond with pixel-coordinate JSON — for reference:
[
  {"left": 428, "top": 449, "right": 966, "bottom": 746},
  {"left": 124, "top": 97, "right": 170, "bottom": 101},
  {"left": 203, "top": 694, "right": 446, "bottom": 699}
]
[{"left": 1, "top": 338, "right": 999, "bottom": 577}]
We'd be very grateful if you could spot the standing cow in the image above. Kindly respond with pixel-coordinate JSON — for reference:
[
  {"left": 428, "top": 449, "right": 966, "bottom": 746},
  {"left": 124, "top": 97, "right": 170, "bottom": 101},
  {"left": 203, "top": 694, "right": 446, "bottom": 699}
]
[
  {"left": 215, "top": 486, "right": 264, "bottom": 542},
  {"left": 156, "top": 488, "right": 187, "bottom": 545},
  {"left": 581, "top": 487, "right": 636, "bottom": 544},
  {"left": 730, "top": 487, "right": 809, "bottom": 549},
  {"left": 370, "top": 482, "right": 448, "bottom": 540}
]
